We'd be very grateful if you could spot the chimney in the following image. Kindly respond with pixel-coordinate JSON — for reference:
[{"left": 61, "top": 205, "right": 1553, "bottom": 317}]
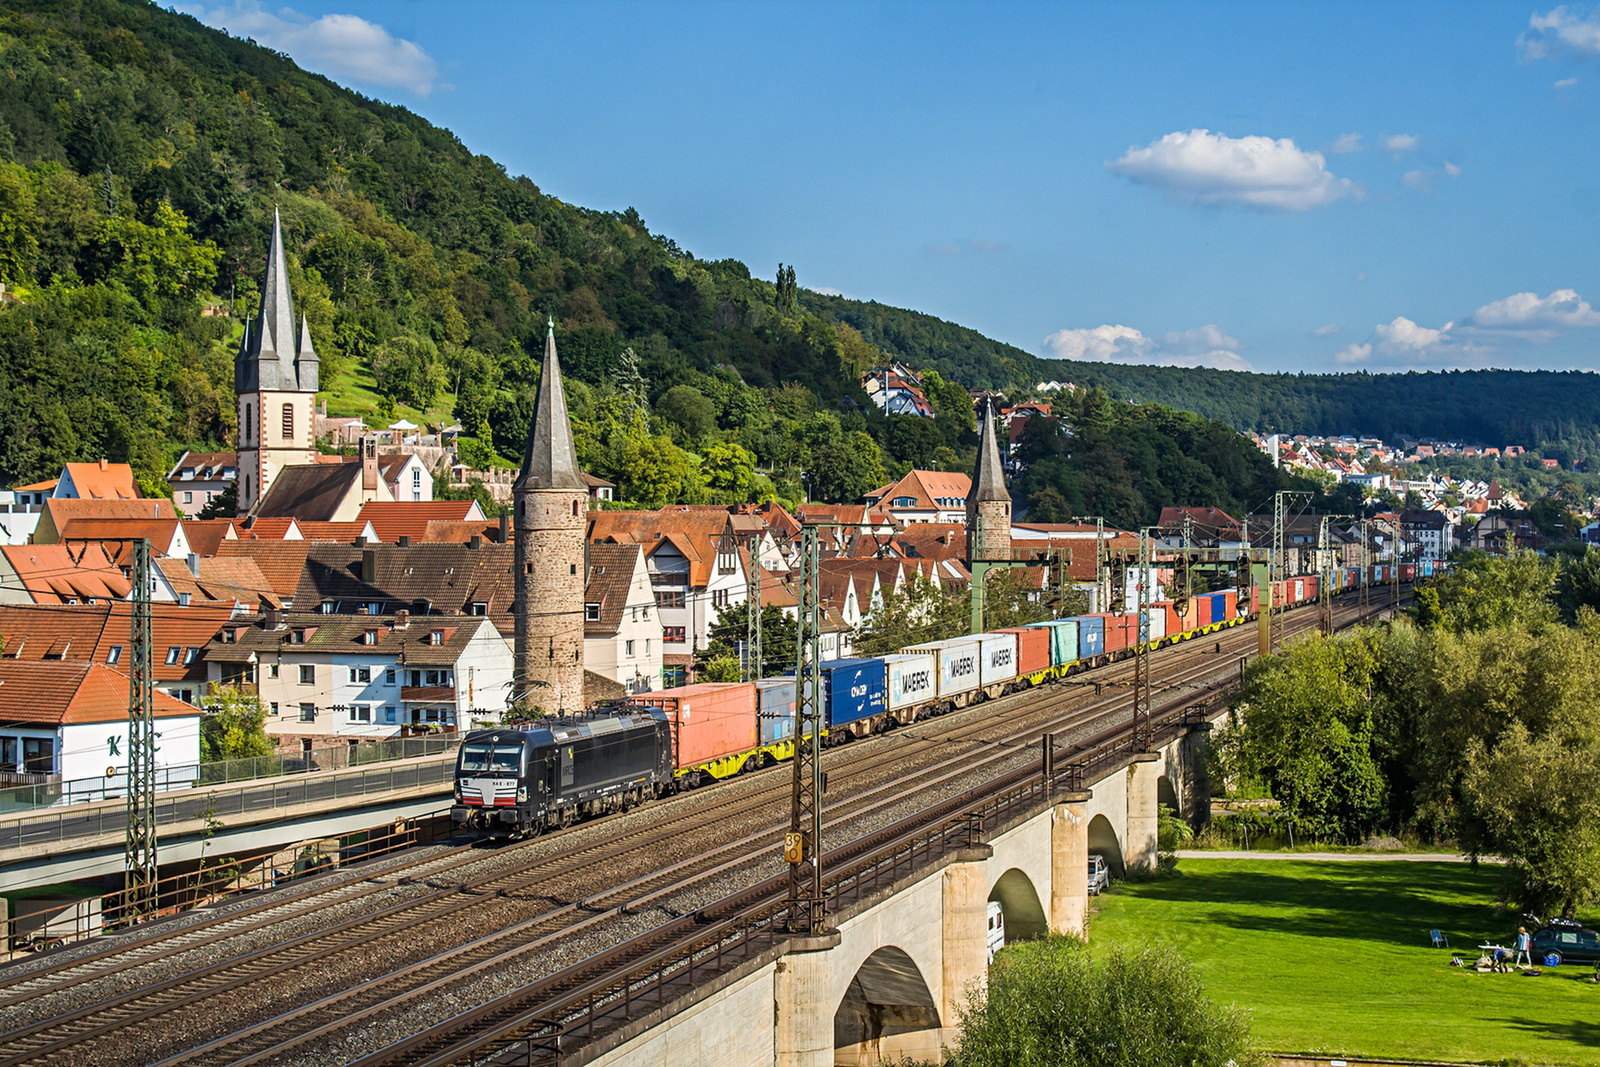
[
  {"left": 354, "top": 536, "right": 366, "bottom": 548},
  {"left": 362, "top": 548, "right": 377, "bottom": 584},
  {"left": 398, "top": 535, "right": 411, "bottom": 548},
  {"left": 498, "top": 513, "right": 509, "bottom": 544},
  {"left": 100, "top": 458, "right": 108, "bottom": 470},
  {"left": 186, "top": 553, "right": 200, "bottom": 577},
  {"left": 469, "top": 534, "right": 482, "bottom": 550},
  {"left": 394, "top": 608, "right": 409, "bottom": 628},
  {"left": 263, "top": 607, "right": 284, "bottom": 630},
  {"left": 362, "top": 436, "right": 378, "bottom": 492}
]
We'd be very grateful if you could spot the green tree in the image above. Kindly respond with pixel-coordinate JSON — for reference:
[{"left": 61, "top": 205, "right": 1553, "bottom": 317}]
[
  {"left": 1556, "top": 546, "right": 1600, "bottom": 623},
  {"left": 372, "top": 332, "right": 446, "bottom": 410},
  {"left": 952, "top": 938, "right": 1260, "bottom": 1067},
  {"left": 91, "top": 200, "right": 220, "bottom": 317},
  {"left": 810, "top": 431, "right": 886, "bottom": 503},
  {"left": 200, "top": 685, "right": 273, "bottom": 762},
  {"left": 694, "top": 602, "right": 800, "bottom": 678},
  {"left": 0, "top": 161, "right": 40, "bottom": 283},
  {"left": 700, "top": 440, "right": 757, "bottom": 502},
  {"left": 1422, "top": 550, "right": 1558, "bottom": 634},
  {"left": 854, "top": 576, "right": 967, "bottom": 656},
  {"left": 699, "top": 654, "right": 743, "bottom": 683},
  {"left": 656, "top": 384, "right": 717, "bottom": 442}
]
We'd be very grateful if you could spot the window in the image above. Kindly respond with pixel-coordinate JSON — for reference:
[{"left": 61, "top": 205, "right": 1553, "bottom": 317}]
[
  {"left": 386, "top": 669, "right": 396, "bottom": 685},
  {"left": 712, "top": 589, "right": 731, "bottom": 609},
  {"left": 282, "top": 403, "right": 294, "bottom": 440},
  {"left": 718, "top": 549, "right": 736, "bottom": 574},
  {"left": 349, "top": 666, "right": 372, "bottom": 684},
  {"left": 893, "top": 496, "right": 917, "bottom": 508},
  {"left": 270, "top": 702, "right": 279, "bottom": 717},
  {"left": 22, "top": 737, "right": 53, "bottom": 773},
  {"left": 291, "top": 629, "right": 307, "bottom": 644},
  {"left": 298, "top": 664, "right": 315, "bottom": 685},
  {"left": 644, "top": 638, "right": 650, "bottom": 655},
  {"left": 642, "top": 606, "right": 650, "bottom": 620},
  {"left": 630, "top": 607, "right": 638, "bottom": 622},
  {"left": 106, "top": 645, "right": 123, "bottom": 665},
  {"left": 184, "top": 647, "right": 199, "bottom": 665},
  {"left": 183, "top": 491, "right": 193, "bottom": 504},
  {"left": 585, "top": 603, "right": 601, "bottom": 622},
  {"left": 165, "top": 646, "right": 181, "bottom": 665},
  {"left": 362, "top": 629, "right": 378, "bottom": 645},
  {"left": 268, "top": 663, "right": 280, "bottom": 679},
  {"left": 663, "top": 626, "right": 687, "bottom": 644},
  {"left": 413, "top": 469, "right": 421, "bottom": 485},
  {"left": 655, "top": 589, "right": 685, "bottom": 610},
  {"left": 0, "top": 737, "right": 14, "bottom": 770},
  {"left": 430, "top": 630, "right": 445, "bottom": 646},
  {"left": 383, "top": 706, "right": 397, "bottom": 724},
  {"left": 347, "top": 705, "right": 371, "bottom": 724},
  {"left": 243, "top": 403, "right": 252, "bottom": 445},
  {"left": 424, "top": 669, "right": 441, "bottom": 686},
  {"left": 569, "top": 564, "right": 577, "bottom": 575},
  {"left": 469, "top": 602, "right": 487, "bottom": 616},
  {"left": 625, "top": 640, "right": 635, "bottom": 657}
]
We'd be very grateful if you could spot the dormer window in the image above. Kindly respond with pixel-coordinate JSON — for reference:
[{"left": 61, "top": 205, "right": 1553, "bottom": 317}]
[
  {"left": 430, "top": 630, "right": 445, "bottom": 646},
  {"left": 362, "top": 629, "right": 379, "bottom": 645},
  {"left": 586, "top": 603, "right": 601, "bottom": 622},
  {"left": 291, "top": 629, "right": 306, "bottom": 644}
]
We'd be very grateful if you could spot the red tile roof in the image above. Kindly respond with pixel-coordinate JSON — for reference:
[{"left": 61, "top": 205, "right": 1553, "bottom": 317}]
[
  {"left": 356, "top": 501, "right": 483, "bottom": 543},
  {"left": 0, "top": 660, "right": 198, "bottom": 725},
  {"left": 61, "top": 461, "right": 141, "bottom": 500},
  {"left": 213, "top": 540, "right": 315, "bottom": 598},
  {"left": 183, "top": 519, "right": 240, "bottom": 558},
  {"left": 1, "top": 544, "right": 130, "bottom": 603}
]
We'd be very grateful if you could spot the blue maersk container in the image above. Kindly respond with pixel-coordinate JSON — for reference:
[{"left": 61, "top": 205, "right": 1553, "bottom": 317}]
[
  {"left": 788, "top": 658, "right": 887, "bottom": 730},
  {"left": 1209, "top": 592, "right": 1227, "bottom": 622},
  {"left": 757, "top": 678, "right": 796, "bottom": 745},
  {"left": 1074, "top": 616, "right": 1105, "bottom": 660}
]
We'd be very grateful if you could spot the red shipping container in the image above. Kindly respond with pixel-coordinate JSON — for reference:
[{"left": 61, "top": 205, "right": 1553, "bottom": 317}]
[
  {"left": 998, "top": 626, "right": 1051, "bottom": 677},
  {"left": 631, "top": 682, "right": 757, "bottom": 770},
  {"left": 1224, "top": 589, "right": 1238, "bottom": 618},
  {"left": 1164, "top": 602, "right": 1184, "bottom": 636},
  {"left": 1306, "top": 576, "right": 1319, "bottom": 599},
  {"left": 1196, "top": 596, "right": 1213, "bottom": 628},
  {"left": 1092, "top": 613, "right": 1131, "bottom": 653},
  {"left": 1401, "top": 564, "right": 1415, "bottom": 580}
]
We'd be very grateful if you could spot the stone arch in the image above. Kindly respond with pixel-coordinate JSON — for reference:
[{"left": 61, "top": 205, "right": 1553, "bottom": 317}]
[
  {"left": 1087, "top": 813, "right": 1124, "bottom": 877},
  {"left": 834, "top": 945, "right": 942, "bottom": 1066},
  {"left": 1157, "top": 774, "right": 1180, "bottom": 816},
  {"left": 988, "top": 867, "right": 1048, "bottom": 944}
]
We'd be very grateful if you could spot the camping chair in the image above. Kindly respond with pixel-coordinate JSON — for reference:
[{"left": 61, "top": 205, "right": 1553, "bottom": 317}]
[{"left": 1430, "top": 929, "right": 1450, "bottom": 949}]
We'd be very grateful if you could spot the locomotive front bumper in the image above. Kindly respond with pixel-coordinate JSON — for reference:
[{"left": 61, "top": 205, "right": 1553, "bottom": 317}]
[{"left": 451, "top": 805, "right": 520, "bottom": 825}]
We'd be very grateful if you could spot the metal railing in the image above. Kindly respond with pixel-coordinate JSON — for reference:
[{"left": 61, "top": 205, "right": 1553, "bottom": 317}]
[
  {"left": 0, "top": 736, "right": 461, "bottom": 813},
  {"left": 0, "top": 757, "right": 456, "bottom": 851},
  {"left": 3, "top": 810, "right": 456, "bottom": 958}
]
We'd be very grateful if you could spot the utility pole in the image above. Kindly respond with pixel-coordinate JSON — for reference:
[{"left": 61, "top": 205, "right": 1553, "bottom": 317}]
[
  {"left": 126, "top": 538, "right": 158, "bottom": 922},
  {"left": 1070, "top": 515, "right": 1105, "bottom": 613},
  {"left": 1359, "top": 518, "right": 1371, "bottom": 614},
  {"left": 744, "top": 536, "right": 762, "bottom": 681},
  {"left": 786, "top": 525, "right": 824, "bottom": 934},
  {"left": 1318, "top": 515, "right": 1334, "bottom": 636},
  {"left": 1133, "top": 529, "right": 1152, "bottom": 750}
]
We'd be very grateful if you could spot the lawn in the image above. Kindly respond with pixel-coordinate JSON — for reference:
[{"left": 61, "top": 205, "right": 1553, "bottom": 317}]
[{"left": 1089, "top": 858, "right": 1600, "bottom": 1065}]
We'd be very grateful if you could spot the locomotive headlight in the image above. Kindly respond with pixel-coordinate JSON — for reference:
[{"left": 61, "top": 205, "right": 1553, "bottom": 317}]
[
  {"left": 517, "top": 785, "right": 529, "bottom": 803},
  {"left": 453, "top": 782, "right": 462, "bottom": 801}
]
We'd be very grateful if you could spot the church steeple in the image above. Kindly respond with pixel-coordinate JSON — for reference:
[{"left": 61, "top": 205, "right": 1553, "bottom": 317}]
[
  {"left": 967, "top": 398, "right": 1012, "bottom": 569},
  {"left": 237, "top": 208, "right": 316, "bottom": 394},
  {"left": 514, "top": 317, "right": 585, "bottom": 492},
  {"left": 971, "top": 398, "right": 1009, "bottom": 506}
]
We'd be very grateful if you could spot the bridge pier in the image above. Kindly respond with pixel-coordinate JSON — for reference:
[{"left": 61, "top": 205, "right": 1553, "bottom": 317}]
[
  {"left": 774, "top": 931, "right": 843, "bottom": 1067},
  {"left": 1049, "top": 797, "right": 1089, "bottom": 936},
  {"left": 1126, "top": 754, "right": 1161, "bottom": 872},
  {"left": 1178, "top": 725, "right": 1213, "bottom": 833},
  {"left": 940, "top": 851, "right": 989, "bottom": 1046}
]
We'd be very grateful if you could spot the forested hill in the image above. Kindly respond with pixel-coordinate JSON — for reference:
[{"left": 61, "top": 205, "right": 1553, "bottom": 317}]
[{"left": 1049, "top": 363, "right": 1600, "bottom": 463}]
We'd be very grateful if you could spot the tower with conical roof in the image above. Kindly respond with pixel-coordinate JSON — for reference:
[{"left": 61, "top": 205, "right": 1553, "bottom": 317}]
[
  {"left": 512, "top": 319, "right": 588, "bottom": 715},
  {"left": 967, "top": 398, "right": 1011, "bottom": 566},
  {"left": 235, "top": 209, "right": 319, "bottom": 513}
]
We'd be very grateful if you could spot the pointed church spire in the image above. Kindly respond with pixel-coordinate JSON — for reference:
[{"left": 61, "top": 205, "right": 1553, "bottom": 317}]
[
  {"left": 296, "top": 314, "right": 319, "bottom": 393},
  {"left": 515, "top": 317, "right": 585, "bottom": 491},
  {"left": 259, "top": 208, "right": 296, "bottom": 360},
  {"left": 971, "top": 398, "right": 1008, "bottom": 504}
]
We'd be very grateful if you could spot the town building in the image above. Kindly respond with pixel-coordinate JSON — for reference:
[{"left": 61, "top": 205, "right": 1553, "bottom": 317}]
[
  {"left": 864, "top": 471, "right": 973, "bottom": 524},
  {"left": 167, "top": 451, "right": 237, "bottom": 515},
  {"left": 583, "top": 543, "right": 664, "bottom": 695}
]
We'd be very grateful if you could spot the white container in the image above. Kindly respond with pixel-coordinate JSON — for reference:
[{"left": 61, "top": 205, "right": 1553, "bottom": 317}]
[
  {"left": 880, "top": 653, "right": 938, "bottom": 712},
  {"left": 975, "top": 633, "right": 1018, "bottom": 687},
  {"left": 905, "top": 638, "right": 981, "bottom": 699}
]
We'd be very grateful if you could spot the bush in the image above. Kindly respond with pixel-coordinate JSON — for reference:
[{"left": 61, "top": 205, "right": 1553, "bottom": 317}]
[{"left": 951, "top": 937, "right": 1260, "bottom": 1067}]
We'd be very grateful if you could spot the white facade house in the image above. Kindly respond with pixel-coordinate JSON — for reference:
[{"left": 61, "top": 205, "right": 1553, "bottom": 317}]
[
  {"left": 379, "top": 453, "right": 434, "bottom": 503},
  {"left": 204, "top": 611, "right": 514, "bottom": 746},
  {"left": 167, "top": 452, "right": 238, "bottom": 515},
  {"left": 584, "top": 543, "right": 664, "bottom": 695}
]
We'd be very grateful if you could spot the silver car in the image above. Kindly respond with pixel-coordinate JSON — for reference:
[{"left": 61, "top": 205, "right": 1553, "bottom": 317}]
[{"left": 1088, "top": 853, "right": 1110, "bottom": 895}]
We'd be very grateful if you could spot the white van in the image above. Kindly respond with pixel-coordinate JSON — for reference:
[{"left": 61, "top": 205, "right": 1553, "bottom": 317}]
[{"left": 986, "top": 899, "right": 1005, "bottom": 962}]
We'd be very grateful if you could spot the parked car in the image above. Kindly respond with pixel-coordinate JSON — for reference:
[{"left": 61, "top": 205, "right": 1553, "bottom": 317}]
[
  {"left": 1532, "top": 919, "right": 1600, "bottom": 965},
  {"left": 1088, "top": 853, "right": 1110, "bottom": 895},
  {"left": 986, "top": 900, "right": 1005, "bottom": 963}
]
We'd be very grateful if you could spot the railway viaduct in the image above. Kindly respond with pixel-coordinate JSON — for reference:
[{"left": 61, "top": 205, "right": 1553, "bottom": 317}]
[{"left": 578, "top": 723, "right": 1212, "bottom": 1067}]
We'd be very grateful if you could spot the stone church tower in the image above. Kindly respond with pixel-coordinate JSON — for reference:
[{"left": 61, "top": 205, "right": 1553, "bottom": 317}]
[
  {"left": 512, "top": 319, "right": 588, "bottom": 715},
  {"left": 967, "top": 398, "right": 1012, "bottom": 566},
  {"left": 234, "top": 209, "right": 318, "bottom": 514}
]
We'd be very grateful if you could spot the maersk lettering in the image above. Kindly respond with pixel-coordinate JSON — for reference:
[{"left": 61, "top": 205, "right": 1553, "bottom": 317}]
[
  {"left": 901, "top": 669, "right": 931, "bottom": 694},
  {"left": 950, "top": 654, "right": 976, "bottom": 677},
  {"left": 990, "top": 647, "right": 1013, "bottom": 668}
]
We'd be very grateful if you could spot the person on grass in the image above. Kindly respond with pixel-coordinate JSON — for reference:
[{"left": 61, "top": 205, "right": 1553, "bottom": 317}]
[{"left": 1515, "top": 927, "right": 1532, "bottom": 968}]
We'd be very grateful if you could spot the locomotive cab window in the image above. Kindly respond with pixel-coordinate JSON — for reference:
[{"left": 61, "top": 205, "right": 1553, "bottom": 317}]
[{"left": 458, "top": 741, "right": 524, "bottom": 775}]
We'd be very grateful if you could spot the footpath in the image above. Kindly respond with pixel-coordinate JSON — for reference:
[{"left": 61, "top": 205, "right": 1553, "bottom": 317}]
[{"left": 1175, "top": 849, "right": 1483, "bottom": 863}]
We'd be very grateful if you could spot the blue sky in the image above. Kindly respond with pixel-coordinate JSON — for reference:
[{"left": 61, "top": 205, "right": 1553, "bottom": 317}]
[{"left": 178, "top": 1, "right": 1600, "bottom": 375}]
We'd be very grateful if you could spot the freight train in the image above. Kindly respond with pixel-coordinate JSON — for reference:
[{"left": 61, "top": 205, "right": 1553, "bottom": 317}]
[{"left": 451, "top": 565, "right": 1427, "bottom": 838}]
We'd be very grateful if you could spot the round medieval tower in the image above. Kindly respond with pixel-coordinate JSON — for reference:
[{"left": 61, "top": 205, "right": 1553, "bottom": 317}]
[
  {"left": 512, "top": 319, "right": 588, "bottom": 715},
  {"left": 967, "top": 398, "right": 1012, "bottom": 567}
]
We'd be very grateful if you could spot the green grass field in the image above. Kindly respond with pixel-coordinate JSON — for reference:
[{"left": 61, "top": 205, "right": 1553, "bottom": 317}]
[{"left": 1090, "top": 858, "right": 1600, "bottom": 1065}]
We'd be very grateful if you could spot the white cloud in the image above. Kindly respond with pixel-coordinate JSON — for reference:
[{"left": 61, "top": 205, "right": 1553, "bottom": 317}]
[
  {"left": 1555, "top": 76, "right": 1580, "bottom": 87},
  {"left": 1328, "top": 132, "right": 1364, "bottom": 154},
  {"left": 808, "top": 286, "right": 853, "bottom": 299},
  {"left": 1375, "top": 316, "right": 1452, "bottom": 353},
  {"left": 1107, "top": 129, "right": 1358, "bottom": 211},
  {"left": 183, "top": 2, "right": 440, "bottom": 95},
  {"left": 1334, "top": 342, "right": 1372, "bottom": 364},
  {"left": 1313, "top": 323, "right": 1342, "bottom": 337},
  {"left": 1468, "top": 289, "right": 1600, "bottom": 338},
  {"left": 1354, "top": 272, "right": 1367, "bottom": 283},
  {"left": 1042, "top": 322, "right": 1250, "bottom": 370},
  {"left": 1402, "top": 169, "right": 1436, "bottom": 194},
  {"left": 1521, "top": 6, "right": 1600, "bottom": 60},
  {"left": 1443, "top": 160, "right": 1463, "bottom": 178},
  {"left": 1383, "top": 134, "right": 1420, "bottom": 154}
]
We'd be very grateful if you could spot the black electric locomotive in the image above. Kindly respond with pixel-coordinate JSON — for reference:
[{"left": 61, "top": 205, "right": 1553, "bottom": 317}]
[{"left": 451, "top": 712, "right": 672, "bottom": 839}]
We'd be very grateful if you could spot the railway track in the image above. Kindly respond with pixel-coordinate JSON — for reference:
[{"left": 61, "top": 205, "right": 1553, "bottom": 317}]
[{"left": 0, "top": 588, "right": 1405, "bottom": 1067}]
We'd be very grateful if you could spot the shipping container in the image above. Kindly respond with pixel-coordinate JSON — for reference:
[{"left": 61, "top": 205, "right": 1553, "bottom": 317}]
[
  {"left": 998, "top": 626, "right": 1052, "bottom": 677},
  {"left": 1196, "top": 595, "right": 1213, "bottom": 628},
  {"left": 905, "top": 638, "right": 982, "bottom": 700},
  {"left": 816, "top": 658, "right": 887, "bottom": 729},
  {"left": 976, "top": 632, "right": 1019, "bottom": 687},
  {"left": 1028, "top": 619, "right": 1080, "bottom": 669},
  {"left": 1160, "top": 602, "right": 1182, "bottom": 637},
  {"left": 1401, "top": 564, "right": 1416, "bottom": 581},
  {"left": 1075, "top": 616, "right": 1105, "bottom": 660},
  {"left": 756, "top": 679, "right": 795, "bottom": 747},
  {"left": 1292, "top": 578, "right": 1305, "bottom": 603},
  {"left": 1144, "top": 608, "right": 1168, "bottom": 643},
  {"left": 881, "top": 652, "right": 938, "bottom": 713},
  {"left": 1222, "top": 589, "right": 1238, "bottom": 619},
  {"left": 1095, "top": 613, "right": 1133, "bottom": 653},
  {"left": 1306, "top": 576, "right": 1319, "bottom": 599},
  {"left": 631, "top": 682, "right": 757, "bottom": 772}
]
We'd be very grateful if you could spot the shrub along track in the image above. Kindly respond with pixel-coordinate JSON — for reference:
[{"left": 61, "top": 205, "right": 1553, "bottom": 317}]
[{"left": 0, "top": 589, "right": 1402, "bottom": 1067}]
